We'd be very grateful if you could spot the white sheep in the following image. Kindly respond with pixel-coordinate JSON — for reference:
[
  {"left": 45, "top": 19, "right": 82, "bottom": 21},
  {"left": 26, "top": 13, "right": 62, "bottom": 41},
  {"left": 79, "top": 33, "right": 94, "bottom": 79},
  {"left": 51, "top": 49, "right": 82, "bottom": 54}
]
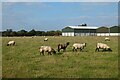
[
  {"left": 72, "top": 43, "right": 86, "bottom": 52},
  {"left": 105, "top": 37, "right": 110, "bottom": 41},
  {"left": 39, "top": 46, "right": 56, "bottom": 55},
  {"left": 7, "top": 40, "right": 15, "bottom": 46},
  {"left": 95, "top": 43, "right": 112, "bottom": 52},
  {"left": 44, "top": 38, "right": 48, "bottom": 41}
]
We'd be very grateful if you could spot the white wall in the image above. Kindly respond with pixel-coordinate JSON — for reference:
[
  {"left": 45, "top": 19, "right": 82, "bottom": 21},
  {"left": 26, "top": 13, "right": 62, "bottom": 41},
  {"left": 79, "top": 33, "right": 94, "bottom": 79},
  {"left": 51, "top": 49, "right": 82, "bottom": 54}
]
[
  {"left": 97, "top": 33, "right": 120, "bottom": 36},
  {"left": 75, "top": 33, "right": 96, "bottom": 36},
  {"left": 62, "top": 32, "right": 120, "bottom": 36},
  {"left": 62, "top": 32, "right": 74, "bottom": 36}
]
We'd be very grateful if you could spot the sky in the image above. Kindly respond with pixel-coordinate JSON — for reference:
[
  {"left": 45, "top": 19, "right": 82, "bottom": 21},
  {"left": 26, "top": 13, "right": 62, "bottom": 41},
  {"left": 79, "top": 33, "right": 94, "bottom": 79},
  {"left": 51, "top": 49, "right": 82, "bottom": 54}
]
[
  {"left": 1, "top": 0, "right": 120, "bottom": 2},
  {"left": 2, "top": 2, "right": 118, "bottom": 31}
]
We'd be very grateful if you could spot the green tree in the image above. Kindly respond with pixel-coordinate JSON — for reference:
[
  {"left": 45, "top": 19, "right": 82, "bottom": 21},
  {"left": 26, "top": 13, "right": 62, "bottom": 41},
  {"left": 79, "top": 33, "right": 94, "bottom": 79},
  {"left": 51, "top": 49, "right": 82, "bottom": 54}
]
[
  {"left": 6, "top": 29, "right": 13, "bottom": 36},
  {"left": 55, "top": 30, "right": 62, "bottom": 36},
  {"left": 17, "top": 29, "right": 27, "bottom": 36},
  {"left": 28, "top": 29, "right": 36, "bottom": 36}
]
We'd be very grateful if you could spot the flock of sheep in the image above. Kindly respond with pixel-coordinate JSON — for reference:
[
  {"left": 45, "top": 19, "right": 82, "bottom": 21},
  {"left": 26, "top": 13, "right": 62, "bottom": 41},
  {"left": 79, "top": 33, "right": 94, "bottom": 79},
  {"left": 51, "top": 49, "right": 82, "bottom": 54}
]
[{"left": 7, "top": 37, "right": 112, "bottom": 55}]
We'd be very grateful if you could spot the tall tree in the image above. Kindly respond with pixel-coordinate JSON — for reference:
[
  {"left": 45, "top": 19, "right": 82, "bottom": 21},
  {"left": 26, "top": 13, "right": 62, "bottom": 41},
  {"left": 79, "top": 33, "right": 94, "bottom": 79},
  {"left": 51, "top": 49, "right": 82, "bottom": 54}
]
[
  {"left": 28, "top": 29, "right": 36, "bottom": 36},
  {"left": 17, "top": 29, "right": 27, "bottom": 36}
]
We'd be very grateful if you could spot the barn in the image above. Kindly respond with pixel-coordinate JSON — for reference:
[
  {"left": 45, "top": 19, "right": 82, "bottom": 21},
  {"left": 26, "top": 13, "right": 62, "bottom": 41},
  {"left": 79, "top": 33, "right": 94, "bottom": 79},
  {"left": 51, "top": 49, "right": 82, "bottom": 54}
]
[
  {"left": 62, "top": 26, "right": 98, "bottom": 36},
  {"left": 62, "top": 25, "right": 120, "bottom": 36},
  {"left": 97, "top": 26, "right": 120, "bottom": 36}
]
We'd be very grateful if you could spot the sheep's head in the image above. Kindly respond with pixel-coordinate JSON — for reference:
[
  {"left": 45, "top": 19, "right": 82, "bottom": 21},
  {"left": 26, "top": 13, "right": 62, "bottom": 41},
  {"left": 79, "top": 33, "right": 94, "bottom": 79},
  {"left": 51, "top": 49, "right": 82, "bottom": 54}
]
[
  {"left": 7, "top": 44, "right": 9, "bottom": 46},
  {"left": 53, "top": 51, "right": 56, "bottom": 54},
  {"left": 83, "top": 43, "right": 86, "bottom": 47},
  {"left": 84, "top": 43, "right": 87, "bottom": 47},
  {"left": 52, "top": 49, "right": 56, "bottom": 54},
  {"left": 53, "top": 50, "right": 56, "bottom": 54},
  {"left": 108, "top": 48, "right": 112, "bottom": 52},
  {"left": 66, "top": 42, "right": 70, "bottom": 45}
]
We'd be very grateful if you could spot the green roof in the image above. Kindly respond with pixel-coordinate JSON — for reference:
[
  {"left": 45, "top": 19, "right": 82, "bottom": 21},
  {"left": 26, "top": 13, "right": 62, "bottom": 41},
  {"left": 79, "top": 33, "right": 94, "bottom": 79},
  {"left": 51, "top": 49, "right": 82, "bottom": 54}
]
[
  {"left": 62, "top": 27, "right": 74, "bottom": 32},
  {"left": 96, "top": 27, "right": 109, "bottom": 33},
  {"left": 110, "top": 26, "right": 120, "bottom": 33}
]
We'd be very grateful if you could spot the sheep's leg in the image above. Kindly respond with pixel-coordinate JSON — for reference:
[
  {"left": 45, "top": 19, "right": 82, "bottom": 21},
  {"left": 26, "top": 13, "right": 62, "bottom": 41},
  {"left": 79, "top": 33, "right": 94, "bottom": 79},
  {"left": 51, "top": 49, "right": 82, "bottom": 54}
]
[
  {"left": 48, "top": 52, "right": 52, "bottom": 55},
  {"left": 102, "top": 49, "right": 106, "bottom": 52},
  {"left": 104, "top": 48, "right": 106, "bottom": 51},
  {"left": 95, "top": 48, "right": 99, "bottom": 52},
  {"left": 50, "top": 52, "right": 52, "bottom": 55},
  {"left": 40, "top": 52, "right": 43, "bottom": 55},
  {"left": 13, "top": 42, "right": 15, "bottom": 46},
  {"left": 58, "top": 46, "right": 60, "bottom": 52},
  {"left": 98, "top": 48, "right": 100, "bottom": 52},
  {"left": 58, "top": 49, "right": 60, "bottom": 52},
  {"left": 42, "top": 53, "right": 44, "bottom": 55},
  {"left": 75, "top": 49, "right": 77, "bottom": 52},
  {"left": 80, "top": 48, "right": 82, "bottom": 51},
  {"left": 48, "top": 52, "right": 50, "bottom": 55},
  {"left": 63, "top": 49, "right": 66, "bottom": 52},
  {"left": 102, "top": 49, "right": 104, "bottom": 52},
  {"left": 95, "top": 48, "right": 97, "bottom": 52},
  {"left": 82, "top": 47, "right": 84, "bottom": 49},
  {"left": 41, "top": 51, "right": 44, "bottom": 55}
]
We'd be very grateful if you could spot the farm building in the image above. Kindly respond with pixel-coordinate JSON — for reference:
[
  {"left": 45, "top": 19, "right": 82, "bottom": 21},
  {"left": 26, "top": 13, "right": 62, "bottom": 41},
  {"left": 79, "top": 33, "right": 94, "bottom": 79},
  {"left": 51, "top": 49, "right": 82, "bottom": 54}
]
[
  {"left": 62, "top": 26, "right": 120, "bottom": 36},
  {"left": 97, "top": 26, "right": 120, "bottom": 36},
  {"left": 62, "top": 26, "right": 98, "bottom": 36}
]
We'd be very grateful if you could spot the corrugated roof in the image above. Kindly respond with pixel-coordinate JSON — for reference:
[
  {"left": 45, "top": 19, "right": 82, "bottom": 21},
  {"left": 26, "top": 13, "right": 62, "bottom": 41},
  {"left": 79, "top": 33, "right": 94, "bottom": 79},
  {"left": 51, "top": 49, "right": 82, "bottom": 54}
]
[{"left": 67, "top": 26, "right": 98, "bottom": 29}]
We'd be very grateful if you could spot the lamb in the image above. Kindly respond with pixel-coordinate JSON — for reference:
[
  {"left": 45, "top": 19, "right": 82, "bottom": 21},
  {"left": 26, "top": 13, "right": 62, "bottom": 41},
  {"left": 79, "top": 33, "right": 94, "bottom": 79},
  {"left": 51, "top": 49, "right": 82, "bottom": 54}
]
[
  {"left": 39, "top": 46, "right": 56, "bottom": 55},
  {"left": 72, "top": 43, "right": 86, "bottom": 52},
  {"left": 58, "top": 42, "right": 70, "bottom": 52},
  {"left": 7, "top": 40, "right": 15, "bottom": 46},
  {"left": 95, "top": 43, "right": 112, "bottom": 52},
  {"left": 105, "top": 37, "right": 110, "bottom": 41},
  {"left": 44, "top": 38, "right": 48, "bottom": 41}
]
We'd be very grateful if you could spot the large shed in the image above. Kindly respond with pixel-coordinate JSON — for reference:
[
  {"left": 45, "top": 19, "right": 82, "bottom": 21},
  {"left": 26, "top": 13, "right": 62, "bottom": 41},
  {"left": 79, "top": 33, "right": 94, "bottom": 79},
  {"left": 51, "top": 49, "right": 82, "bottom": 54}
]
[
  {"left": 62, "top": 26, "right": 98, "bottom": 36},
  {"left": 96, "top": 26, "right": 120, "bottom": 36}
]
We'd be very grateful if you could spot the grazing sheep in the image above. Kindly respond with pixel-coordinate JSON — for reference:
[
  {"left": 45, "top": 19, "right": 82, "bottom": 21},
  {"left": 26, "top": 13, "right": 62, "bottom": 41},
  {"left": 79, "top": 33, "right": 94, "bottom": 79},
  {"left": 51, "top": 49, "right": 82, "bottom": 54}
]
[
  {"left": 73, "top": 43, "right": 86, "bottom": 52},
  {"left": 58, "top": 42, "right": 70, "bottom": 52},
  {"left": 44, "top": 38, "right": 48, "bottom": 41},
  {"left": 39, "top": 46, "right": 56, "bottom": 55},
  {"left": 95, "top": 43, "right": 112, "bottom": 52},
  {"left": 105, "top": 37, "right": 110, "bottom": 41},
  {"left": 7, "top": 41, "right": 15, "bottom": 46}
]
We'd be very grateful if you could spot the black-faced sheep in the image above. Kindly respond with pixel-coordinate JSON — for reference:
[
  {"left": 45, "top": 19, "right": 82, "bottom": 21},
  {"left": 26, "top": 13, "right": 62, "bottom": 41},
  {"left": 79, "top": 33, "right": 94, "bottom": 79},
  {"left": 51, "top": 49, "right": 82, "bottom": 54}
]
[
  {"left": 105, "top": 37, "right": 110, "bottom": 41},
  {"left": 7, "top": 41, "right": 15, "bottom": 46},
  {"left": 95, "top": 43, "right": 112, "bottom": 52},
  {"left": 44, "top": 38, "right": 48, "bottom": 41},
  {"left": 72, "top": 43, "right": 86, "bottom": 52},
  {"left": 39, "top": 46, "right": 56, "bottom": 55},
  {"left": 58, "top": 42, "right": 70, "bottom": 52}
]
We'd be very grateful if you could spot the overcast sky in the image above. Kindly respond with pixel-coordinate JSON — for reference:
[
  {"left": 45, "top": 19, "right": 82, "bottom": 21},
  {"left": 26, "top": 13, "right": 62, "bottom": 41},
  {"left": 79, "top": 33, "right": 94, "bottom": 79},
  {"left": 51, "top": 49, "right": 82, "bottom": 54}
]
[{"left": 2, "top": 2, "right": 118, "bottom": 31}]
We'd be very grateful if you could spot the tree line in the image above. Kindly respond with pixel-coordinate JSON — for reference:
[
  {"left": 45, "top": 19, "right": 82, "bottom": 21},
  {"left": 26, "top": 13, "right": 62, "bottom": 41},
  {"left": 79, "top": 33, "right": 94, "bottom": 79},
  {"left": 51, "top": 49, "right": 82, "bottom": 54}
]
[{"left": 2, "top": 29, "right": 62, "bottom": 37}]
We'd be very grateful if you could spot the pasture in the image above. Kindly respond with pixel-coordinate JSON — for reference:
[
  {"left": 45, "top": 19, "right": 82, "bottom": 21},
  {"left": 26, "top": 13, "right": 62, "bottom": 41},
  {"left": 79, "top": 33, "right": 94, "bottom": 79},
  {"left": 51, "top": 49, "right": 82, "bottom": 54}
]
[{"left": 2, "top": 36, "right": 118, "bottom": 78}]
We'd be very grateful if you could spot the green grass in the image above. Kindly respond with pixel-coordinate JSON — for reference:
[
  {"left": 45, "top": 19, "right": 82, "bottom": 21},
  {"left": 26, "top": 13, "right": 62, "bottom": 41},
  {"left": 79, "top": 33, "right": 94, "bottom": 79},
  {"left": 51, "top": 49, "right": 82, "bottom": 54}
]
[
  {"left": 0, "top": 37, "right": 2, "bottom": 78},
  {"left": 2, "top": 36, "right": 118, "bottom": 78}
]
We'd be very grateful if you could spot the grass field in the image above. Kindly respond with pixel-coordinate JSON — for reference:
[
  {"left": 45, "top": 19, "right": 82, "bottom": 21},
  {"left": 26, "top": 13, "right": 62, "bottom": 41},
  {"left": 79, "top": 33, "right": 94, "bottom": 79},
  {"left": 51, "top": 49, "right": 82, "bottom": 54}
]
[{"left": 2, "top": 36, "right": 118, "bottom": 78}]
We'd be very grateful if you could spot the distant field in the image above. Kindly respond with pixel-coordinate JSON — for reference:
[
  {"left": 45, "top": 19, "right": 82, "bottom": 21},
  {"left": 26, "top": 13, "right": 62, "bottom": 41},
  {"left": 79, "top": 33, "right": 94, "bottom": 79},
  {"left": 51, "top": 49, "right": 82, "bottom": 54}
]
[{"left": 2, "top": 36, "right": 118, "bottom": 78}]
